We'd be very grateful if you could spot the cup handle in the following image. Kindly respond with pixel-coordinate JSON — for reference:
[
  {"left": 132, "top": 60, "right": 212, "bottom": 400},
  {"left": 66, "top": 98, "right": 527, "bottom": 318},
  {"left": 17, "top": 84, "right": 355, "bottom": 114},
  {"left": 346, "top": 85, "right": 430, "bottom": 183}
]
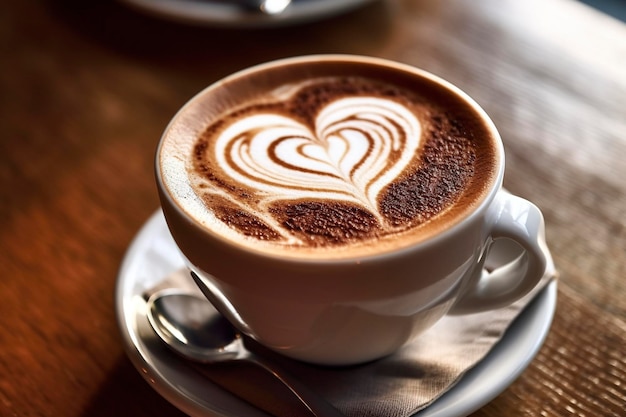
[{"left": 449, "top": 191, "right": 550, "bottom": 314}]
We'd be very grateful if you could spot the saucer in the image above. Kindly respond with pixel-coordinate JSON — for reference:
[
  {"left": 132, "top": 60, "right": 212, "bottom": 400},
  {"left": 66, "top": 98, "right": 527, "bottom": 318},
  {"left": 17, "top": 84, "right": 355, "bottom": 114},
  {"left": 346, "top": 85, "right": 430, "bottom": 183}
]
[
  {"left": 116, "top": 210, "right": 557, "bottom": 417},
  {"left": 119, "top": 0, "right": 376, "bottom": 28}
]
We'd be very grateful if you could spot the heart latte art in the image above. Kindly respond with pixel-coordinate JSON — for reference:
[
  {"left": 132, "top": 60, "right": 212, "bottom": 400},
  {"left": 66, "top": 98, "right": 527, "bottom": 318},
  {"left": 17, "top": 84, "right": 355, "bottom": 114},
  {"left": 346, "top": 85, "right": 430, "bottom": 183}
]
[
  {"left": 213, "top": 96, "right": 421, "bottom": 222},
  {"left": 173, "top": 76, "right": 491, "bottom": 255}
]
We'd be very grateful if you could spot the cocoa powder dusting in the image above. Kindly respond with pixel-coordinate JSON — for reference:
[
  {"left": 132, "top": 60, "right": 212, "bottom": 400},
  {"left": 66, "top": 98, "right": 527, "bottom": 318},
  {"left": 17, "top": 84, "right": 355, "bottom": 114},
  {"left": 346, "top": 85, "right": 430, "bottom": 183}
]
[
  {"left": 270, "top": 202, "right": 380, "bottom": 246},
  {"left": 381, "top": 113, "right": 476, "bottom": 227}
]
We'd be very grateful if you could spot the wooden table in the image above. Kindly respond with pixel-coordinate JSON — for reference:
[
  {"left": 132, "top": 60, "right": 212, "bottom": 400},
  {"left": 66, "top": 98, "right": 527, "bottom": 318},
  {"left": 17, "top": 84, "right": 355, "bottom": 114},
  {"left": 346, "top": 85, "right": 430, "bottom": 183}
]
[{"left": 2, "top": 0, "right": 624, "bottom": 415}]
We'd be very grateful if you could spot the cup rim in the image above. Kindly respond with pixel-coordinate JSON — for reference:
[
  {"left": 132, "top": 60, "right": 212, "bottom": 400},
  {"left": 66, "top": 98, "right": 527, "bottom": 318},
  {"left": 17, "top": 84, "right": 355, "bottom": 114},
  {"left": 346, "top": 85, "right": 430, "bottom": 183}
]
[{"left": 155, "top": 54, "right": 505, "bottom": 265}]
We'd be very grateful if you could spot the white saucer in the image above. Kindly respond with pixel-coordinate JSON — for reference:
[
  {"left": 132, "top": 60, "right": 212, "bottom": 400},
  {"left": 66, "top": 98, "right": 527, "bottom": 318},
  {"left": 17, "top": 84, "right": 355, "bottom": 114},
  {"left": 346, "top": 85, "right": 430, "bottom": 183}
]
[
  {"left": 115, "top": 210, "right": 557, "bottom": 417},
  {"left": 119, "top": 0, "right": 376, "bottom": 28}
]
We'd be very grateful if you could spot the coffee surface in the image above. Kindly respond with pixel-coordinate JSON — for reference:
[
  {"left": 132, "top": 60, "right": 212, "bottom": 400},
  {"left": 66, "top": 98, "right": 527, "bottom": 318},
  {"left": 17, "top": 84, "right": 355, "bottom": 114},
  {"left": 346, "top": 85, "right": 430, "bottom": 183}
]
[{"left": 162, "top": 71, "right": 498, "bottom": 258}]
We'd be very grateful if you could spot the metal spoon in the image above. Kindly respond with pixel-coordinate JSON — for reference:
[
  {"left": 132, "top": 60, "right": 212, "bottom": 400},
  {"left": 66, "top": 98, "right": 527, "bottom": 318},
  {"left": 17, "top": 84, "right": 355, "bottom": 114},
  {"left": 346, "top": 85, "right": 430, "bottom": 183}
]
[
  {"left": 237, "top": 0, "right": 292, "bottom": 15},
  {"left": 146, "top": 290, "right": 345, "bottom": 417}
]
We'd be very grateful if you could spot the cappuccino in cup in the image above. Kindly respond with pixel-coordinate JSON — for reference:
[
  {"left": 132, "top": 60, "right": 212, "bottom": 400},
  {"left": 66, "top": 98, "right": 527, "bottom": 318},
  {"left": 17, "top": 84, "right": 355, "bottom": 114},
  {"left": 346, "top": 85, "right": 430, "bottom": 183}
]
[
  {"left": 161, "top": 61, "right": 498, "bottom": 258},
  {"left": 157, "top": 55, "right": 548, "bottom": 365}
]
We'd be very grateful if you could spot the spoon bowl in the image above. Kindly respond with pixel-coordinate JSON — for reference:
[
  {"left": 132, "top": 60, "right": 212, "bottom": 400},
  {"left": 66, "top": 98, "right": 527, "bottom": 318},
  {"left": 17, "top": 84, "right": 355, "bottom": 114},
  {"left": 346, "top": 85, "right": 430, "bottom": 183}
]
[{"left": 148, "top": 290, "right": 242, "bottom": 362}]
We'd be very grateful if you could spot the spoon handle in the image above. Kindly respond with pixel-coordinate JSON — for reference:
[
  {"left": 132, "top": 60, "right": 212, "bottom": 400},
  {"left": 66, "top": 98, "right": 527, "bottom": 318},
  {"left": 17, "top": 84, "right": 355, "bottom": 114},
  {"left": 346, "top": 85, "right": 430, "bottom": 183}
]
[
  {"left": 245, "top": 354, "right": 346, "bottom": 417},
  {"left": 190, "top": 358, "right": 345, "bottom": 417}
]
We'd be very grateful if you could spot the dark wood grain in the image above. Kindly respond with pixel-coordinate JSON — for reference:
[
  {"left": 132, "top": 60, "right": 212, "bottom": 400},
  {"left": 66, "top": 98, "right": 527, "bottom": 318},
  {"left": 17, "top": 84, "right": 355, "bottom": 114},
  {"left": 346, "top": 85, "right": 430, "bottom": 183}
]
[{"left": 1, "top": 0, "right": 625, "bottom": 416}]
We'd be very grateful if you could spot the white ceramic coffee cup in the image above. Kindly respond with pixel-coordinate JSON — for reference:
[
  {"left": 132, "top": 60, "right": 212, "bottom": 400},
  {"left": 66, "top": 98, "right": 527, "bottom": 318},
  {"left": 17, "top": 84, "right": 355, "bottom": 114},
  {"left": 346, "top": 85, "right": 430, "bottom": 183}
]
[{"left": 156, "top": 55, "right": 550, "bottom": 366}]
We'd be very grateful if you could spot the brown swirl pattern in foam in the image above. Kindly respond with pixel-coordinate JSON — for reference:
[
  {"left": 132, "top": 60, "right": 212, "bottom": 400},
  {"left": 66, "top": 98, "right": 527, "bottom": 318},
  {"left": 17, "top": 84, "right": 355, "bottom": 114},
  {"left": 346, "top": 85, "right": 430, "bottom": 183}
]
[{"left": 191, "top": 77, "right": 483, "bottom": 250}]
